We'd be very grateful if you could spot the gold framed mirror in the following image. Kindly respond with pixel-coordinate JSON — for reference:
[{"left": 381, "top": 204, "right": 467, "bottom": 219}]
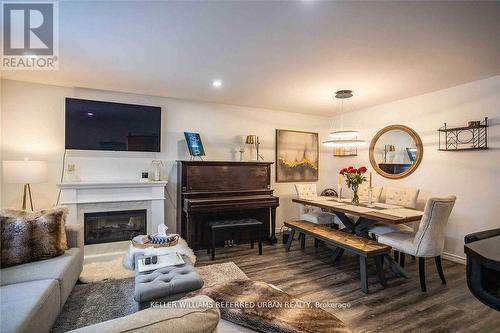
[{"left": 369, "top": 125, "right": 423, "bottom": 179}]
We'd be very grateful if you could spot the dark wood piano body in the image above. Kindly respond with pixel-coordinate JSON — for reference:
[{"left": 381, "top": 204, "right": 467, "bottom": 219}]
[{"left": 176, "top": 161, "right": 279, "bottom": 249}]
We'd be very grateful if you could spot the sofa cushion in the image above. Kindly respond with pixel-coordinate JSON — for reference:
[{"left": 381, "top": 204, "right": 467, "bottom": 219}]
[
  {"left": 67, "top": 295, "right": 220, "bottom": 333},
  {"left": 1, "top": 279, "right": 60, "bottom": 333},
  {"left": 0, "top": 207, "right": 69, "bottom": 268},
  {"left": 0, "top": 248, "right": 82, "bottom": 307}
]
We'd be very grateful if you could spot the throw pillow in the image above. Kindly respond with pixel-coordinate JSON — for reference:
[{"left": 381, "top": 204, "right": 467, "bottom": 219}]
[{"left": 1, "top": 207, "right": 69, "bottom": 268}]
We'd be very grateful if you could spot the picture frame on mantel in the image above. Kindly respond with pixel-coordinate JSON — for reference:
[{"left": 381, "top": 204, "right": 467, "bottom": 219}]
[{"left": 275, "top": 129, "right": 319, "bottom": 182}]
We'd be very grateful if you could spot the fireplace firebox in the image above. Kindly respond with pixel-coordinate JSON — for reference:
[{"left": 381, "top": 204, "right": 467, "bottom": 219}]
[{"left": 84, "top": 209, "right": 147, "bottom": 245}]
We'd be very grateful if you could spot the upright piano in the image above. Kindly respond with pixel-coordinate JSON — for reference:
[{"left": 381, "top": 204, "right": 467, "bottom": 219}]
[{"left": 177, "top": 160, "right": 279, "bottom": 249}]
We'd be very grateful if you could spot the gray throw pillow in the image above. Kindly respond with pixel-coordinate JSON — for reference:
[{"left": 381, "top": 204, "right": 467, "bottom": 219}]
[{"left": 0, "top": 207, "right": 68, "bottom": 268}]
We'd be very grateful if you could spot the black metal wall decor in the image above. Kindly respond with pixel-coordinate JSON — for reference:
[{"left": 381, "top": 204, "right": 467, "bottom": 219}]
[{"left": 438, "top": 117, "right": 488, "bottom": 151}]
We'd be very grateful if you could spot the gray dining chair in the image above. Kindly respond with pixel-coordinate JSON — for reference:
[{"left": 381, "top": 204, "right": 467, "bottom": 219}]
[
  {"left": 294, "top": 183, "right": 338, "bottom": 226},
  {"left": 358, "top": 184, "right": 383, "bottom": 203},
  {"left": 377, "top": 196, "right": 456, "bottom": 292},
  {"left": 367, "top": 186, "right": 420, "bottom": 236},
  {"left": 294, "top": 184, "right": 340, "bottom": 248}
]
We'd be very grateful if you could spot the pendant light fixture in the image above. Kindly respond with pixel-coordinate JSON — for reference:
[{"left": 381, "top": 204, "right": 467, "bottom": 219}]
[{"left": 323, "top": 90, "right": 366, "bottom": 147}]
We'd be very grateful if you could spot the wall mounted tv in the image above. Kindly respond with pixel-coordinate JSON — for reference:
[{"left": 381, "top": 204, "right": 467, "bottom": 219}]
[{"left": 65, "top": 98, "right": 161, "bottom": 152}]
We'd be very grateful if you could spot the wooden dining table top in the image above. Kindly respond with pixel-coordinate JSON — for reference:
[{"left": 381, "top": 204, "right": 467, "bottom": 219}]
[{"left": 292, "top": 197, "right": 424, "bottom": 224}]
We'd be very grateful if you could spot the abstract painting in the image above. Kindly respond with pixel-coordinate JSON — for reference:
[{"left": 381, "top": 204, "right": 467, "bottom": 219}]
[{"left": 275, "top": 129, "right": 319, "bottom": 182}]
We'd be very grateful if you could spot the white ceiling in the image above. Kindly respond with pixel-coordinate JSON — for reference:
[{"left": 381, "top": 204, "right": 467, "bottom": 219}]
[{"left": 2, "top": 1, "right": 500, "bottom": 116}]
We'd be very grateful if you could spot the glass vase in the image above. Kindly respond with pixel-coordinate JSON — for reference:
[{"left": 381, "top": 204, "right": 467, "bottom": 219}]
[{"left": 351, "top": 185, "right": 359, "bottom": 205}]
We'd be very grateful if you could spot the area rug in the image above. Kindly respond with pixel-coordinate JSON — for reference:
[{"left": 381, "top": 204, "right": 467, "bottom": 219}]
[
  {"left": 191, "top": 280, "right": 352, "bottom": 333},
  {"left": 80, "top": 257, "right": 134, "bottom": 283},
  {"left": 196, "top": 261, "right": 249, "bottom": 287},
  {"left": 52, "top": 262, "right": 248, "bottom": 332}
]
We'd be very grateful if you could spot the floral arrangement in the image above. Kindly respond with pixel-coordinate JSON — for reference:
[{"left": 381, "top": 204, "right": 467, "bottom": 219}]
[{"left": 339, "top": 166, "right": 368, "bottom": 205}]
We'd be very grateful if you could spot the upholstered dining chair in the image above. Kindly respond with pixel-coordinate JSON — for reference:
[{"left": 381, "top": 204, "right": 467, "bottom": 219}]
[
  {"left": 377, "top": 196, "right": 456, "bottom": 292},
  {"left": 367, "top": 186, "right": 420, "bottom": 237},
  {"left": 294, "top": 184, "right": 339, "bottom": 248},
  {"left": 385, "top": 186, "right": 420, "bottom": 209},
  {"left": 294, "top": 183, "right": 337, "bottom": 225},
  {"left": 358, "top": 184, "right": 383, "bottom": 203}
]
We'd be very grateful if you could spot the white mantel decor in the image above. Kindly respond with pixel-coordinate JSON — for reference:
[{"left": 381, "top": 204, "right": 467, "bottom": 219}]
[{"left": 57, "top": 181, "right": 168, "bottom": 239}]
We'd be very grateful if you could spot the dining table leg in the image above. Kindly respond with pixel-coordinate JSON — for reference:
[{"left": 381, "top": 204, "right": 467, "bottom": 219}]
[
  {"left": 384, "top": 254, "right": 409, "bottom": 278},
  {"left": 332, "top": 248, "right": 345, "bottom": 263},
  {"left": 333, "top": 212, "right": 356, "bottom": 233},
  {"left": 353, "top": 216, "right": 410, "bottom": 279}
]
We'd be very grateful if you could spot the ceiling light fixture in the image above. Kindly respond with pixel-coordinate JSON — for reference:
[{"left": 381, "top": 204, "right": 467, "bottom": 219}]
[
  {"left": 212, "top": 80, "right": 222, "bottom": 88},
  {"left": 323, "top": 90, "right": 366, "bottom": 147}
]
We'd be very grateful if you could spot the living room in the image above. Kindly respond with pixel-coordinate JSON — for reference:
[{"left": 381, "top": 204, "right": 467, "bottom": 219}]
[{"left": 1, "top": 1, "right": 499, "bottom": 333}]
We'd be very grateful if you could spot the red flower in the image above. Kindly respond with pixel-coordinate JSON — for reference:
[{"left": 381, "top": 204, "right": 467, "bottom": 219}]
[
  {"left": 340, "top": 167, "right": 348, "bottom": 175},
  {"left": 351, "top": 168, "right": 358, "bottom": 174},
  {"left": 358, "top": 166, "right": 367, "bottom": 173}
]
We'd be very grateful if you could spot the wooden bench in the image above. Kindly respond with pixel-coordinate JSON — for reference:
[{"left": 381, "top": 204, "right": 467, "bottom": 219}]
[{"left": 284, "top": 220, "right": 392, "bottom": 293}]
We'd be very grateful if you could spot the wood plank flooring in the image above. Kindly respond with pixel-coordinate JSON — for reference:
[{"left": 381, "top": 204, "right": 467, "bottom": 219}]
[{"left": 196, "top": 237, "right": 500, "bottom": 333}]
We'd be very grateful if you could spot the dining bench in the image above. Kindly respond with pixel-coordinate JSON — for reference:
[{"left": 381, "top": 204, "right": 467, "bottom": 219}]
[{"left": 284, "top": 220, "right": 391, "bottom": 293}]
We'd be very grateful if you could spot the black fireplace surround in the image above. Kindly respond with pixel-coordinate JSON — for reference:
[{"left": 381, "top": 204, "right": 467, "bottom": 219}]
[{"left": 84, "top": 209, "right": 147, "bottom": 245}]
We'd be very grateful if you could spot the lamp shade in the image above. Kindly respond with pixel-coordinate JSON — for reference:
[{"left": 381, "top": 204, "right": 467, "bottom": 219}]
[
  {"left": 245, "top": 135, "right": 256, "bottom": 144},
  {"left": 3, "top": 160, "right": 48, "bottom": 184}
]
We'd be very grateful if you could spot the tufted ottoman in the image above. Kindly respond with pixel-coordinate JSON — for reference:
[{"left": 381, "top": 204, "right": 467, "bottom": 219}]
[{"left": 134, "top": 255, "right": 204, "bottom": 309}]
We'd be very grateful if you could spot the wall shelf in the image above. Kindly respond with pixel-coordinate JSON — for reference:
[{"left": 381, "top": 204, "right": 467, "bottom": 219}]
[{"left": 438, "top": 117, "right": 488, "bottom": 151}]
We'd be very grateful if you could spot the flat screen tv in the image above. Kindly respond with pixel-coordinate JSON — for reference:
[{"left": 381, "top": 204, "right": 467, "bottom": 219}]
[{"left": 65, "top": 98, "right": 161, "bottom": 152}]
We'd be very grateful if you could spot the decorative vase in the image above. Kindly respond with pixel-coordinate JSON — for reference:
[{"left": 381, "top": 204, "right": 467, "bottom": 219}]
[{"left": 351, "top": 185, "right": 359, "bottom": 205}]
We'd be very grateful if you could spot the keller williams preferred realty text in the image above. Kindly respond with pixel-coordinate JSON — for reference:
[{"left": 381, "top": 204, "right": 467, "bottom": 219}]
[{"left": 150, "top": 300, "right": 352, "bottom": 310}]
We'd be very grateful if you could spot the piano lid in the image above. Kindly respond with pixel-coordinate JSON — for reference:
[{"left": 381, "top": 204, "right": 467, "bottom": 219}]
[{"left": 178, "top": 160, "right": 273, "bottom": 192}]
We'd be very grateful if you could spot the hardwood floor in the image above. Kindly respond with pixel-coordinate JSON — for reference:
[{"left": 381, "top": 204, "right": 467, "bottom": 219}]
[{"left": 196, "top": 237, "right": 500, "bottom": 333}]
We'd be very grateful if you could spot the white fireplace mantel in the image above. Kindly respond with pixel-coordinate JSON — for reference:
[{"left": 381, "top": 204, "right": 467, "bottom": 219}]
[{"left": 57, "top": 180, "right": 168, "bottom": 240}]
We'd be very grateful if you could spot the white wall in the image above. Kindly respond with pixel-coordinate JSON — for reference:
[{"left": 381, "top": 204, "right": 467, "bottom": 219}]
[
  {"left": 332, "top": 76, "right": 500, "bottom": 261},
  {"left": 0, "top": 79, "right": 335, "bottom": 233},
  {"left": 2, "top": 77, "right": 499, "bottom": 261}
]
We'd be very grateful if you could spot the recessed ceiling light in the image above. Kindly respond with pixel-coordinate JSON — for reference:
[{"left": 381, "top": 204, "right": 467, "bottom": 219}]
[
  {"left": 87, "top": 112, "right": 94, "bottom": 116},
  {"left": 212, "top": 80, "right": 222, "bottom": 88}
]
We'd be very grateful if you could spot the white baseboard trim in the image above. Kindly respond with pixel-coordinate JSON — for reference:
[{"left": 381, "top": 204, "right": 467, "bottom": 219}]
[{"left": 442, "top": 251, "right": 466, "bottom": 265}]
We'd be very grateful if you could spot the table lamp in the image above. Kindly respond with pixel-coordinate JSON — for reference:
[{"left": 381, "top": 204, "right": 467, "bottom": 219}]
[
  {"left": 383, "top": 144, "right": 396, "bottom": 163},
  {"left": 245, "top": 135, "right": 263, "bottom": 161},
  {"left": 3, "top": 160, "right": 48, "bottom": 210}
]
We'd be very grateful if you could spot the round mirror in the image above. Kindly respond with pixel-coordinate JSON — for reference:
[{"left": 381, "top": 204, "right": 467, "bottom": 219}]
[{"left": 369, "top": 125, "right": 423, "bottom": 179}]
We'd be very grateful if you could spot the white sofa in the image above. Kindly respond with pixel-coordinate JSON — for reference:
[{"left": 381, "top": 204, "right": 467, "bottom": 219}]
[
  {"left": 68, "top": 295, "right": 256, "bottom": 333},
  {"left": 0, "top": 225, "right": 84, "bottom": 333}
]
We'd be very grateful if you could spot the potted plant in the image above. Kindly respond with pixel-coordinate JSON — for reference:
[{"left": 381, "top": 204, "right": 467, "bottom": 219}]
[{"left": 340, "top": 166, "right": 368, "bottom": 205}]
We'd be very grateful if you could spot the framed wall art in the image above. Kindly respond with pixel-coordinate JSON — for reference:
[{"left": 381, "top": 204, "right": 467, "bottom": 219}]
[{"left": 275, "top": 129, "right": 319, "bottom": 182}]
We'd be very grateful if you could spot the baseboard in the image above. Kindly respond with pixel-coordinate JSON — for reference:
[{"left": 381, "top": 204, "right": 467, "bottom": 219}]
[{"left": 442, "top": 251, "right": 466, "bottom": 265}]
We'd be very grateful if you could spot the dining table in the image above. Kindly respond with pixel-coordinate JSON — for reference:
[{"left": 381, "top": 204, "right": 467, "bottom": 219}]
[{"left": 292, "top": 196, "right": 424, "bottom": 278}]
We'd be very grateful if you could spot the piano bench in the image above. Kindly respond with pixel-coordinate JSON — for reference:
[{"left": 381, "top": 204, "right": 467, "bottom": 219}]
[{"left": 207, "top": 218, "right": 263, "bottom": 261}]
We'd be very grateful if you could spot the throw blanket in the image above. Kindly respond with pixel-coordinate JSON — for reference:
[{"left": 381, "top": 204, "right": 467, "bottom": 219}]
[
  {"left": 122, "top": 236, "right": 196, "bottom": 270},
  {"left": 189, "top": 280, "right": 352, "bottom": 333}
]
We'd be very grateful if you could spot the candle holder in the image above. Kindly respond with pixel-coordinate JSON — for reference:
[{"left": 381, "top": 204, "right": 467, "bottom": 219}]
[
  {"left": 337, "top": 184, "right": 342, "bottom": 200},
  {"left": 367, "top": 187, "right": 373, "bottom": 206}
]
